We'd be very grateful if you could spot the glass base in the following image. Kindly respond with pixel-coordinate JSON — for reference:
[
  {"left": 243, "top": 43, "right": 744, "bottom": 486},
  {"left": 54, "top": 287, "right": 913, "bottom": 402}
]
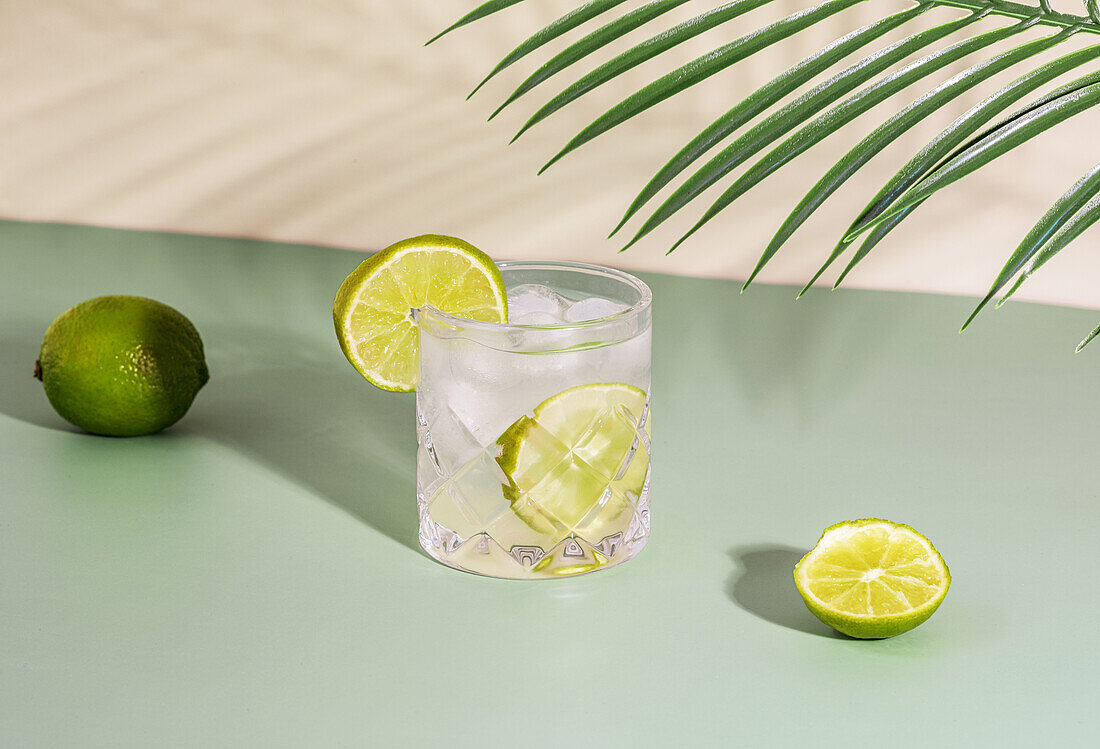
[{"left": 418, "top": 486, "right": 649, "bottom": 580}]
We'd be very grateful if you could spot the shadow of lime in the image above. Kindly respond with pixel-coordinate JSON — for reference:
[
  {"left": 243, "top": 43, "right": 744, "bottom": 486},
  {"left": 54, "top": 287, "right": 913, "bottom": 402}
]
[{"left": 727, "top": 544, "right": 845, "bottom": 638}]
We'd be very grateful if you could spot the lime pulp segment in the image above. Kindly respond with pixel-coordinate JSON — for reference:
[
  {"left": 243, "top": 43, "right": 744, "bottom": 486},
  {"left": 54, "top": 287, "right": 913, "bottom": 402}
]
[
  {"left": 496, "top": 383, "right": 650, "bottom": 537},
  {"left": 794, "top": 518, "right": 951, "bottom": 639}
]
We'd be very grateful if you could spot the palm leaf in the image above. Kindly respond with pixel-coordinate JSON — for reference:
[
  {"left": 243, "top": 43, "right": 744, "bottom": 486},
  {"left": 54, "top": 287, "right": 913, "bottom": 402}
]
[
  {"left": 538, "top": 0, "right": 863, "bottom": 173},
  {"left": 842, "top": 66, "right": 1100, "bottom": 246},
  {"left": 509, "top": 0, "right": 779, "bottom": 136},
  {"left": 833, "top": 47, "right": 1100, "bottom": 288},
  {"left": 834, "top": 75, "right": 1100, "bottom": 322},
  {"left": 850, "top": 79, "right": 1100, "bottom": 245},
  {"left": 468, "top": 0, "right": 632, "bottom": 99},
  {"left": 684, "top": 16, "right": 1035, "bottom": 269},
  {"left": 779, "top": 22, "right": 1077, "bottom": 297},
  {"left": 434, "top": 1, "right": 1100, "bottom": 347},
  {"left": 1000, "top": 173, "right": 1100, "bottom": 308},
  {"left": 991, "top": 163, "right": 1100, "bottom": 351},
  {"left": 1078, "top": 321, "right": 1100, "bottom": 352},
  {"left": 610, "top": 2, "right": 932, "bottom": 237},
  {"left": 624, "top": 9, "right": 988, "bottom": 249},
  {"left": 489, "top": 0, "right": 695, "bottom": 123},
  {"left": 426, "top": 0, "right": 527, "bottom": 46},
  {"left": 958, "top": 140, "right": 1100, "bottom": 329}
]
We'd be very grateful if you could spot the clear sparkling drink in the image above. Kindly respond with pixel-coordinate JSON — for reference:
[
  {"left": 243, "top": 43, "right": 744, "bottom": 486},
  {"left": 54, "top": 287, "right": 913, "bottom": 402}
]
[{"left": 414, "top": 261, "right": 652, "bottom": 578}]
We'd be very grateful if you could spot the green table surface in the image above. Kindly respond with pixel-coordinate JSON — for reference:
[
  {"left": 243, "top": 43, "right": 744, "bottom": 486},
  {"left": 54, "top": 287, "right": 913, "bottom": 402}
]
[{"left": 2, "top": 220, "right": 1098, "bottom": 747}]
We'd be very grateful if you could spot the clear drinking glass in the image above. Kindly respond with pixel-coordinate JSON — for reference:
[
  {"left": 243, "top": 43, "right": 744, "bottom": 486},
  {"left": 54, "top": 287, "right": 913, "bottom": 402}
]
[{"left": 413, "top": 261, "right": 652, "bottom": 579}]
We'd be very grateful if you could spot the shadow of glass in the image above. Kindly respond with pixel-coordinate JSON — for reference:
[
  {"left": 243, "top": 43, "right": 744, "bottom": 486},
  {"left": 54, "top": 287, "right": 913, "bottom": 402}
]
[
  {"left": 3, "top": 310, "right": 421, "bottom": 551},
  {"left": 185, "top": 327, "right": 421, "bottom": 552},
  {"left": 727, "top": 544, "right": 845, "bottom": 638}
]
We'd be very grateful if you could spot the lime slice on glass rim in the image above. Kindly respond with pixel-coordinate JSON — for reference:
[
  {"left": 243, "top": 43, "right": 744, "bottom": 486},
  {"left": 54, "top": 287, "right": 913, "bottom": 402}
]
[
  {"left": 332, "top": 234, "right": 508, "bottom": 391},
  {"left": 496, "top": 383, "right": 650, "bottom": 535},
  {"left": 794, "top": 518, "right": 951, "bottom": 639}
]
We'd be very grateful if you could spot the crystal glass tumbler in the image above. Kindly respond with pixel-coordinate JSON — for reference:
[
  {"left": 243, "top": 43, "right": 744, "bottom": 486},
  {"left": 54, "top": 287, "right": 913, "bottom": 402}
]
[{"left": 414, "top": 261, "right": 652, "bottom": 579}]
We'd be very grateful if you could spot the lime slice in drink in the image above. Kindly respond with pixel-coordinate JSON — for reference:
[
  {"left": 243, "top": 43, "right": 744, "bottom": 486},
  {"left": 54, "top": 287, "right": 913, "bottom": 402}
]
[
  {"left": 794, "top": 518, "right": 951, "bottom": 639},
  {"left": 332, "top": 234, "right": 507, "bottom": 391},
  {"left": 496, "top": 383, "right": 649, "bottom": 535}
]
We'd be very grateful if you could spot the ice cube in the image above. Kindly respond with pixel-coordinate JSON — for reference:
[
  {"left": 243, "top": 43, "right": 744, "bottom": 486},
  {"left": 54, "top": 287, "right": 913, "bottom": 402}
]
[
  {"left": 508, "top": 283, "right": 570, "bottom": 322},
  {"left": 563, "top": 296, "right": 631, "bottom": 322},
  {"left": 435, "top": 337, "right": 546, "bottom": 445},
  {"left": 511, "top": 310, "right": 563, "bottom": 326}
]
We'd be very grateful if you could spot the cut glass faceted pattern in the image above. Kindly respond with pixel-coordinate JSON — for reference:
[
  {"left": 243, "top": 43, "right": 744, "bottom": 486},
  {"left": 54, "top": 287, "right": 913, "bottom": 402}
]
[{"left": 417, "top": 393, "right": 650, "bottom": 579}]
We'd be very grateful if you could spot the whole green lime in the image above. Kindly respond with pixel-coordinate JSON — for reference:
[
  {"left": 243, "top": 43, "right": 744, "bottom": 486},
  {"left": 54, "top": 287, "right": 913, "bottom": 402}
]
[{"left": 35, "top": 295, "right": 209, "bottom": 436}]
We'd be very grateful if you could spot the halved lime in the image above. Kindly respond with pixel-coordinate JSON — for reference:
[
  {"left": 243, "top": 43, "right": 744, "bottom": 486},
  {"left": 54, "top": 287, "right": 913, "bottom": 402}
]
[
  {"left": 333, "top": 234, "right": 507, "bottom": 391},
  {"left": 794, "top": 518, "right": 951, "bottom": 639},
  {"left": 496, "top": 383, "right": 649, "bottom": 535}
]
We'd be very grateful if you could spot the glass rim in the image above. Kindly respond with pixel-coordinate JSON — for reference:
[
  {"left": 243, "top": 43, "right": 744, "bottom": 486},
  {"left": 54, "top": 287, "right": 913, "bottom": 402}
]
[{"left": 417, "top": 259, "right": 652, "bottom": 333}]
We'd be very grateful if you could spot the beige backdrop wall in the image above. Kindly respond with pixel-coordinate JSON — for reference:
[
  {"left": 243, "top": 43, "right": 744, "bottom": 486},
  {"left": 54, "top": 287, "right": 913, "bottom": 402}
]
[{"left": 3, "top": 0, "right": 1098, "bottom": 309}]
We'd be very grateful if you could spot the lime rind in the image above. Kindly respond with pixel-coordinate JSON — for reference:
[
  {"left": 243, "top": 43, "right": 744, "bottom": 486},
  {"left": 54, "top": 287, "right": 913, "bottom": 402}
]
[
  {"left": 38, "top": 295, "right": 209, "bottom": 437},
  {"left": 333, "top": 234, "right": 508, "bottom": 391},
  {"left": 794, "top": 518, "right": 951, "bottom": 639},
  {"left": 495, "top": 383, "right": 650, "bottom": 535}
]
